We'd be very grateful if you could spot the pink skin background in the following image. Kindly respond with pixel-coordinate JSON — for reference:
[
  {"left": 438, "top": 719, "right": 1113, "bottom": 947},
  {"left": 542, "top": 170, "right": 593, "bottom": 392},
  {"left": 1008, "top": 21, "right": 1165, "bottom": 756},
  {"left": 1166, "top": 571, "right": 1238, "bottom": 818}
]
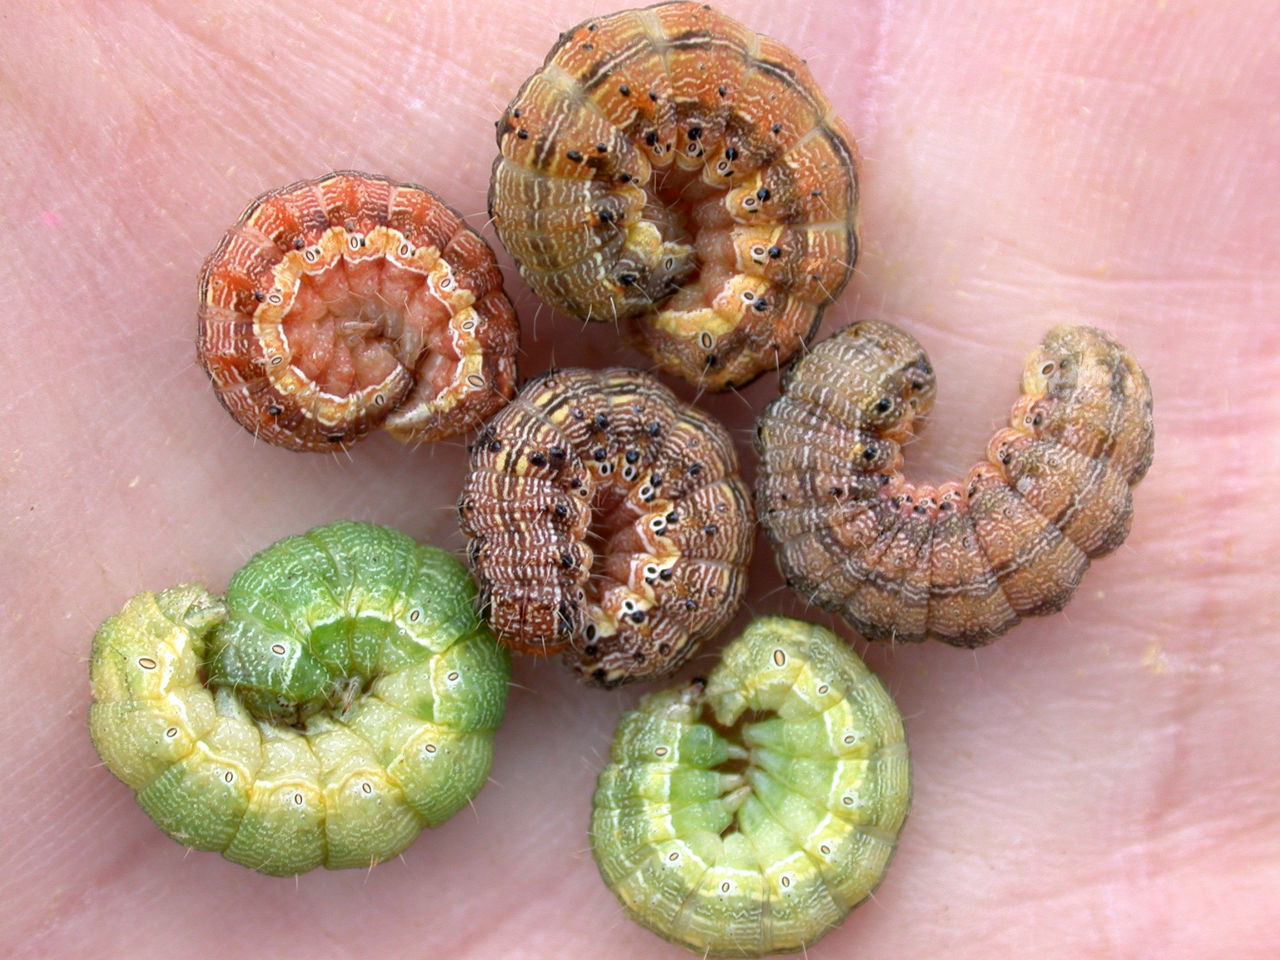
[{"left": 1, "top": 1, "right": 1277, "bottom": 957}]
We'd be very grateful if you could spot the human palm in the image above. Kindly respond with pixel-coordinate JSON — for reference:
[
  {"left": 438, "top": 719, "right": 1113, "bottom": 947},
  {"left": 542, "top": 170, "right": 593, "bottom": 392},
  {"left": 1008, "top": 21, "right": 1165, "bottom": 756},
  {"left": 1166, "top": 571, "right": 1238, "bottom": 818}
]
[{"left": 2, "top": 2, "right": 1275, "bottom": 958}]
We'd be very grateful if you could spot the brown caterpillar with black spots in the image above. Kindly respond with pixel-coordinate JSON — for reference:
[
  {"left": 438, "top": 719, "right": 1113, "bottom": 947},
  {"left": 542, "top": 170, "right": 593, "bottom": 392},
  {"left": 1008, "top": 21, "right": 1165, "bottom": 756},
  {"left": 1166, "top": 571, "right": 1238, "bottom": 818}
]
[
  {"left": 458, "top": 367, "right": 754, "bottom": 686},
  {"left": 756, "top": 319, "right": 1154, "bottom": 647},
  {"left": 489, "top": 1, "right": 858, "bottom": 391}
]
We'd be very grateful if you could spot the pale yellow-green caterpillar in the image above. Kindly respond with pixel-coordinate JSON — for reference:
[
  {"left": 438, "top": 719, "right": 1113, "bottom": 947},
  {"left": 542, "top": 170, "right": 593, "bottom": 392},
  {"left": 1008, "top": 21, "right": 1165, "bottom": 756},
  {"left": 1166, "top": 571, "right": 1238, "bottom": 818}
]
[
  {"left": 590, "top": 616, "right": 910, "bottom": 957},
  {"left": 89, "top": 521, "right": 510, "bottom": 875}
]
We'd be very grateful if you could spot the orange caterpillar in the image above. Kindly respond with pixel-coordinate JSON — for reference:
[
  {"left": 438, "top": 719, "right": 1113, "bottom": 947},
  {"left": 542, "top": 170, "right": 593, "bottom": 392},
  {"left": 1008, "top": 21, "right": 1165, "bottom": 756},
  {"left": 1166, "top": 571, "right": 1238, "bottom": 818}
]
[{"left": 199, "top": 171, "right": 517, "bottom": 451}]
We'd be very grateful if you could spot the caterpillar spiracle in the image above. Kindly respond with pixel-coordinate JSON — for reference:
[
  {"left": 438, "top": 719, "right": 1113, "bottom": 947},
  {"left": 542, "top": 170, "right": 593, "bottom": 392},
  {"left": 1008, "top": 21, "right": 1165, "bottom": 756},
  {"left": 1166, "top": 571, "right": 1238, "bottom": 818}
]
[
  {"left": 591, "top": 616, "right": 910, "bottom": 957},
  {"left": 88, "top": 521, "right": 510, "bottom": 875}
]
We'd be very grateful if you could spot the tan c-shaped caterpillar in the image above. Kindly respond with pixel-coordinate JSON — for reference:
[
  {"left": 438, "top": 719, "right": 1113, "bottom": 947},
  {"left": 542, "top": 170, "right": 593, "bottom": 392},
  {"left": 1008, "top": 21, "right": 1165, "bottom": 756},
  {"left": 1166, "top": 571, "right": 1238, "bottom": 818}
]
[{"left": 756, "top": 319, "right": 1154, "bottom": 647}]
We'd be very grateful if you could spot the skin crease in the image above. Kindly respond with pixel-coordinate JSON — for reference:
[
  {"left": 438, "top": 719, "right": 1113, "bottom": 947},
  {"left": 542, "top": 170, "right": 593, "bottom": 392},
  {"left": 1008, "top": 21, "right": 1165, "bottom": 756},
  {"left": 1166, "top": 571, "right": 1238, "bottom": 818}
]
[{"left": 0, "top": 0, "right": 1276, "bottom": 957}]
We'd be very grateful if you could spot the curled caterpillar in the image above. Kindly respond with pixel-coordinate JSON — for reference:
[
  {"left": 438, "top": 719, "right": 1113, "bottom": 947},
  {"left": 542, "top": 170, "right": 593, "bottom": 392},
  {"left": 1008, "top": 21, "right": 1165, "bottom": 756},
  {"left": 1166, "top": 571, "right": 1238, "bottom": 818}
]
[
  {"left": 88, "top": 522, "right": 510, "bottom": 875},
  {"left": 756, "top": 320, "right": 1155, "bottom": 647},
  {"left": 458, "top": 367, "right": 754, "bottom": 686},
  {"left": 198, "top": 171, "right": 519, "bottom": 451},
  {"left": 591, "top": 616, "right": 910, "bottom": 957},
  {"left": 489, "top": 1, "right": 858, "bottom": 391}
]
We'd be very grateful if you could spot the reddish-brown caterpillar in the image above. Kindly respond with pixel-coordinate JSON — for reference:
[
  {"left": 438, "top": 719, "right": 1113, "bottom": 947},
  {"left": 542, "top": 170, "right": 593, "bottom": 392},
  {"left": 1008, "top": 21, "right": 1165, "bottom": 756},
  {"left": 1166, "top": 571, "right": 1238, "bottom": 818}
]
[
  {"left": 458, "top": 367, "right": 754, "bottom": 686},
  {"left": 756, "top": 320, "right": 1154, "bottom": 647},
  {"left": 198, "top": 171, "right": 518, "bottom": 451},
  {"left": 489, "top": 1, "right": 858, "bottom": 391}
]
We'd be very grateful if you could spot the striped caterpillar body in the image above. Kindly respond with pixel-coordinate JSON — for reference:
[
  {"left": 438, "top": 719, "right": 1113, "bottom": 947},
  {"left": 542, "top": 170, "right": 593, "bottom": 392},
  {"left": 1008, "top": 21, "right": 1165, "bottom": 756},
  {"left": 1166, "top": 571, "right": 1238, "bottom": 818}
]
[
  {"left": 490, "top": 1, "right": 858, "bottom": 391},
  {"left": 88, "top": 522, "right": 510, "bottom": 875},
  {"left": 756, "top": 320, "right": 1155, "bottom": 647},
  {"left": 591, "top": 616, "right": 910, "bottom": 957},
  {"left": 458, "top": 367, "right": 754, "bottom": 686},
  {"left": 198, "top": 171, "right": 519, "bottom": 451}
]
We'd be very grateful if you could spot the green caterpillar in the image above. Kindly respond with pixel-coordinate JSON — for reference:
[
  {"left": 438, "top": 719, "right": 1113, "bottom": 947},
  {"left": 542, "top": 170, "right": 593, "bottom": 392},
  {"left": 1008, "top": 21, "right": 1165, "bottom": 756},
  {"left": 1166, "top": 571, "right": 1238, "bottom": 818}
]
[
  {"left": 591, "top": 616, "right": 910, "bottom": 957},
  {"left": 89, "top": 521, "right": 510, "bottom": 875}
]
